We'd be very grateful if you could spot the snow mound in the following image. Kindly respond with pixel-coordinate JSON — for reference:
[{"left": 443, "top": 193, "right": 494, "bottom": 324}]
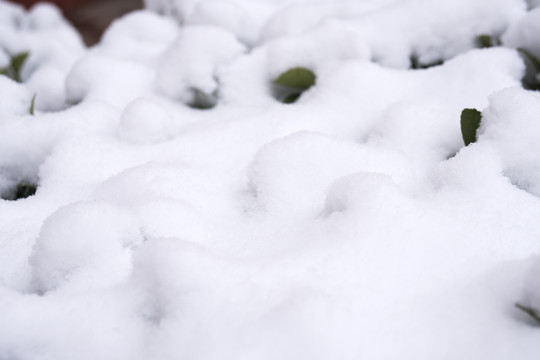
[{"left": 30, "top": 202, "right": 143, "bottom": 293}]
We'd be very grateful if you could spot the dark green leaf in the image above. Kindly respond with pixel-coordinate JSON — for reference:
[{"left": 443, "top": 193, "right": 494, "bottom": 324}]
[
  {"left": 10, "top": 52, "right": 29, "bottom": 82},
  {"left": 11, "top": 52, "right": 29, "bottom": 75},
  {"left": 516, "top": 303, "right": 540, "bottom": 326},
  {"left": 30, "top": 93, "right": 36, "bottom": 115},
  {"left": 460, "top": 108, "right": 482, "bottom": 146},
  {"left": 282, "top": 92, "right": 301, "bottom": 104},
  {"left": 475, "top": 34, "right": 500, "bottom": 49}
]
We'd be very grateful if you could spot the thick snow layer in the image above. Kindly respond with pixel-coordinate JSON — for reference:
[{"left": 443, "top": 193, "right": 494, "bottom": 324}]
[{"left": 1, "top": 0, "right": 540, "bottom": 359}]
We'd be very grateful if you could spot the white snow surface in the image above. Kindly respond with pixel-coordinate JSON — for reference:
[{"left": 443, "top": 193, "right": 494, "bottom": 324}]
[{"left": 1, "top": 0, "right": 540, "bottom": 359}]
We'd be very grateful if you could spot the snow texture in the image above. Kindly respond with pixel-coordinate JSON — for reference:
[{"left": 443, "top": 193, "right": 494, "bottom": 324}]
[{"left": 1, "top": 0, "right": 540, "bottom": 359}]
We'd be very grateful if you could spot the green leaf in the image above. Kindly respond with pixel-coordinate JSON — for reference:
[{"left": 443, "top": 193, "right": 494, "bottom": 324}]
[
  {"left": 274, "top": 67, "right": 316, "bottom": 90},
  {"left": 272, "top": 67, "right": 316, "bottom": 103},
  {"left": 0, "top": 52, "right": 30, "bottom": 82},
  {"left": 10, "top": 52, "right": 29, "bottom": 82},
  {"left": 515, "top": 303, "right": 540, "bottom": 326},
  {"left": 460, "top": 108, "right": 482, "bottom": 146},
  {"left": 30, "top": 94, "right": 36, "bottom": 115},
  {"left": 475, "top": 34, "right": 500, "bottom": 49}
]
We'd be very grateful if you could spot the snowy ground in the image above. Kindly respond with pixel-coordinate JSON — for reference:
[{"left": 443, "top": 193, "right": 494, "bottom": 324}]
[{"left": 1, "top": 0, "right": 540, "bottom": 359}]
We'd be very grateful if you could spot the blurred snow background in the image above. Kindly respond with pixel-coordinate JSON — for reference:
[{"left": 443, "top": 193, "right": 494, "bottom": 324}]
[{"left": 1, "top": 0, "right": 540, "bottom": 359}]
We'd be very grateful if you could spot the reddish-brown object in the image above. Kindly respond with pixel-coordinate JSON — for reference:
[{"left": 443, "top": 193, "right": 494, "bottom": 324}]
[
  {"left": 12, "top": 0, "right": 94, "bottom": 13},
  {"left": 12, "top": 0, "right": 144, "bottom": 46}
]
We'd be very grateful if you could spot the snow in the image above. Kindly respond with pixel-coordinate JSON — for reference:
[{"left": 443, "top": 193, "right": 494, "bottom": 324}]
[
  {"left": 156, "top": 25, "right": 246, "bottom": 105},
  {"left": 1, "top": 0, "right": 540, "bottom": 359},
  {"left": 0, "top": 1, "right": 85, "bottom": 111},
  {"left": 482, "top": 88, "right": 540, "bottom": 196},
  {"left": 117, "top": 98, "right": 175, "bottom": 144},
  {"left": 503, "top": 7, "right": 540, "bottom": 59},
  {"left": 0, "top": 76, "right": 33, "bottom": 117},
  {"left": 31, "top": 201, "right": 144, "bottom": 293}
]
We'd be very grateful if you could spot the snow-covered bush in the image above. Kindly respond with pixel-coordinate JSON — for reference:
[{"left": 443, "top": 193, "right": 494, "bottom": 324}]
[
  {"left": 2, "top": 0, "right": 540, "bottom": 359},
  {"left": 0, "top": 1, "right": 85, "bottom": 111}
]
